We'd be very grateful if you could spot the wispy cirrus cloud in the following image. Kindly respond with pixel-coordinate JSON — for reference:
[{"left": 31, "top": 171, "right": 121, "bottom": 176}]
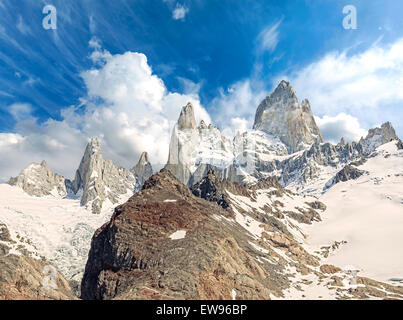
[{"left": 257, "top": 19, "right": 282, "bottom": 52}]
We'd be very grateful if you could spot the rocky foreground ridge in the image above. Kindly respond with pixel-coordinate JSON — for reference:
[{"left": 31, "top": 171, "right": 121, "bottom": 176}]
[{"left": 81, "top": 169, "right": 403, "bottom": 300}]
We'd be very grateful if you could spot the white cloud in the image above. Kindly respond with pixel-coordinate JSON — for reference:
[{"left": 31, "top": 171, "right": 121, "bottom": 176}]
[
  {"left": 0, "top": 44, "right": 211, "bottom": 180},
  {"left": 277, "top": 38, "right": 403, "bottom": 117},
  {"left": 8, "top": 103, "right": 33, "bottom": 121},
  {"left": 315, "top": 113, "right": 368, "bottom": 144},
  {"left": 172, "top": 4, "right": 188, "bottom": 20},
  {"left": 258, "top": 20, "right": 282, "bottom": 52},
  {"left": 210, "top": 80, "right": 267, "bottom": 137}
]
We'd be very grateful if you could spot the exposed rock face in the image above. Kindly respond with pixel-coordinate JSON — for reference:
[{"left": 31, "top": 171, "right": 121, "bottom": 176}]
[
  {"left": 166, "top": 103, "right": 240, "bottom": 186},
  {"left": 166, "top": 103, "right": 288, "bottom": 186},
  {"left": 164, "top": 85, "right": 399, "bottom": 194},
  {"left": 362, "top": 122, "right": 399, "bottom": 153},
  {"left": 397, "top": 140, "right": 403, "bottom": 150},
  {"left": 253, "top": 80, "right": 323, "bottom": 153},
  {"left": 131, "top": 152, "right": 153, "bottom": 187},
  {"left": 324, "top": 165, "right": 366, "bottom": 190},
  {"left": 81, "top": 169, "right": 402, "bottom": 300},
  {"left": 7, "top": 161, "right": 66, "bottom": 197},
  {"left": 178, "top": 102, "right": 197, "bottom": 130},
  {"left": 80, "top": 169, "right": 333, "bottom": 300},
  {"left": 190, "top": 169, "right": 231, "bottom": 209},
  {"left": 69, "top": 138, "right": 137, "bottom": 214},
  {"left": 0, "top": 223, "right": 75, "bottom": 300}
]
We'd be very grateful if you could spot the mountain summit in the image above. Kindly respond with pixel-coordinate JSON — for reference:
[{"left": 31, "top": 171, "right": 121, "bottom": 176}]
[
  {"left": 178, "top": 102, "right": 197, "bottom": 130},
  {"left": 130, "top": 152, "right": 153, "bottom": 187},
  {"left": 69, "top": 138, "right": 137, "bottom": 214},
  {"left": 253, "top": 80, "right": 323, "bottom": 153}
]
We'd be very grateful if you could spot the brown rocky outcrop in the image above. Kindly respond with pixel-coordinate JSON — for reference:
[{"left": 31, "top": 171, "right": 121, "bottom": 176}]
[{"left": 81, "top": 169, "right": 292, "bottom": 300}]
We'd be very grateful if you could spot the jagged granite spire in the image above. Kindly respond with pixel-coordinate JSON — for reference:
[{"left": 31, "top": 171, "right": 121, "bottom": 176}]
[
  {"left": 253, "top": 80, "right": 323, "bottom": 153},
  {"left": 70, "top": 138, "right": 136, "bottom": 214},
  {"left": 178, "top": 102, "right": 197, "bottom": 130},
  {"left": 131, "top": 152, "right": 153, "bottom": 187}
]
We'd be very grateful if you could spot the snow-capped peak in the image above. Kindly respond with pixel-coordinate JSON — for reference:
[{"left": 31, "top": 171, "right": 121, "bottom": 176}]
[{"left": 253, "top": 80, "right": 323, "bottom": 153}]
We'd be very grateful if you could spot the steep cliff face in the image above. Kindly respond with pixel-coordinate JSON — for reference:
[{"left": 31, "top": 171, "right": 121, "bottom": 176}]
[
  {"left": 130, "top": 152, "right": 153, "bottom": 187},
  {"left": 178, "top": 102, "right": 197, "bottom": 130},
  {"left": 166, "top": 102, "right": 238, "bottom": 186},
  {"left": 7, "top": 160, "right": 66, "bottom": 197},
  {"left": 166, "top": 102, "right": 288, "bottom": 186},
  {"left": 253, "top": 80, "right": 323, "bottom": 154},
  {"left": 69, "top": 138, "right": 137, "bottom": 214}
]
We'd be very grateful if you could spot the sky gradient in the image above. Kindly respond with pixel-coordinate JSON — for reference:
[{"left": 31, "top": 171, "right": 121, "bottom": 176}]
[{"left": 0, "top": 0, "right": 402, "bottom": 180}]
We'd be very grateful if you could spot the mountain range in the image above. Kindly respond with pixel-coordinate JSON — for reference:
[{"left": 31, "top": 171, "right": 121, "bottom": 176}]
[{"left": 1, "top": 80, "right": 402, "bottom": 300}]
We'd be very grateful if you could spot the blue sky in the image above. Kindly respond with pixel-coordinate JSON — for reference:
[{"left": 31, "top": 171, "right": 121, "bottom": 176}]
[{"left": 0, "top": 0, "right": 402, "bottom": 179}]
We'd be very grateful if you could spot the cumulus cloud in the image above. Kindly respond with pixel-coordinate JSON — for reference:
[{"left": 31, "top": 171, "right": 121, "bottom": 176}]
[
  {"left": 315, "top": 113, "right": 368, "bottom": 144},
  {"left": 172, "top": 4, "right": 188, "bottom": 20},
  {"left": 277, "top": 38, "right": 403, "bottom": 118},
  {"left": 258, "top": 20, "right": 282, "bottom": 52},
  {"left": 0, "top": 43, "right": 211, "bottom": 180}
]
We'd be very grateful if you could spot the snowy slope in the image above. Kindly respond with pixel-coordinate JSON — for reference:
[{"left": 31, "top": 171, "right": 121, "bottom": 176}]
[
  {"left": 0, "top": 184, "right": 131, "bottom": 284},
  {"left": 303, "top": 141, "right": 403, "bottom": 283}
]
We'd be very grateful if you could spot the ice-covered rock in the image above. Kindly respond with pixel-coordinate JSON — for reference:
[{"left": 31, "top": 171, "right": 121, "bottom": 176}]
[
  {"left": 362, "top": 122, "right": 399, "bottom": 153},
  {"left": 7, "top": 160, "right": 67, "bottom": 197},
  {"left": 69, "top": 138, "right": 137, "bottom": 214},
  {"left": 166, "top": 102, "right": 288, "bottom": 186},
  {"left": 253, "top": 80, "right": 323, "bottom": 153}
]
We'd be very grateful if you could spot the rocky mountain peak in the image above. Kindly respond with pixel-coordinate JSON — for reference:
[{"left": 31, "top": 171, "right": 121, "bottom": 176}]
[
  {"left": 272, "top": 80, "right": 299, "bottom": 103},
  {"left": 87, "top": 137, "right": 101, "bottom": 154},
  {"left": 70, "top": 138, "right": 136, "bottom": 214},
  {"left": 253, "top": 80, "right": 323, "bottom": 153},
  {"left": 366, "top": 121, "right": 398, "bottom": 141},
  {"left": 198, "top": 119, "right": 207, "bottom": 129},
  {"left": 178, "top": 102, "right": 197, "bottom": 130},
  {"left": 138, "top": 151, "right": 149, "bottom": 165},
  {"left": 131, "top": 152, "right": 153, "bottom": 187},
  {"left": 362, "top": 122, "right": 399, "bottom": 152},
  {"left": 7, "top": 160, "right": 67, "bottom": 197}
]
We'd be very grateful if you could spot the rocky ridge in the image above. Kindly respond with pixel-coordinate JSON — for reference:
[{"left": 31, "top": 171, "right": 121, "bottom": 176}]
[
  {"left": 324, "top": 165, "right": 367, "bottom": 190},
  {"left": 0, "top": 223, "right": 75, "bottom": 300},
  {"left": 7, "top": 138, "right": 152, "bottom": 215},
  {"left": 81, "top": 169, "right": 403, "bottom": 300},
  {"left": 165, "top": 81, "right": 400, "bottom": 195},
  {"left": 8, "top": 161, "right": 67, "bottom": 197}
]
